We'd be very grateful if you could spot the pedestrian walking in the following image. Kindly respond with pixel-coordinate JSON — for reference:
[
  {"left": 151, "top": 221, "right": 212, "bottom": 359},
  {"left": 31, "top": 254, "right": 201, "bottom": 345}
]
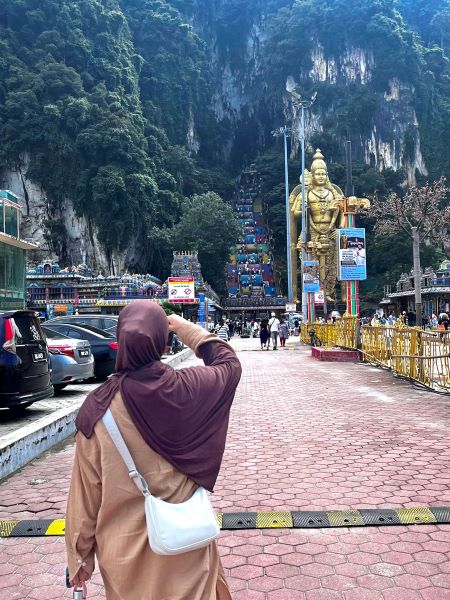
[
  {"left": 268, "top": 312, "right": 280, "bottom": 350},
  {"left": 293, "top": 319, "right": 300, "bottom": 337},
  {"left": 252, "top": 320, "right": 260, "bottom": 338},
  {"left": 65, "top": 302, "right": 241, "bottom": 600},
  {"left": 216, "top": 319, "right": 230, "bottom": 341},
  {"left": 279, "top": 318, "right": 289, "bottom": 348},
  {"left": 438, "top": 313, "right": 449, "bottom": 331},
  {"left": 259, "top": 320, "right": 269, "bottom": 350},
  {"left": 228, "top": 320, "right": 235, "bottom": 337}
]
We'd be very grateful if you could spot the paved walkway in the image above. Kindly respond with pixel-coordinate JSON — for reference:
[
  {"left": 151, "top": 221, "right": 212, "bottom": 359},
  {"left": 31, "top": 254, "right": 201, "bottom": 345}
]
[
  {"left": 1, "top": 336, "right": 450, "bottom": 599},
  {"left": 0, "top": 383, "right": 99, "bottom": 439}
]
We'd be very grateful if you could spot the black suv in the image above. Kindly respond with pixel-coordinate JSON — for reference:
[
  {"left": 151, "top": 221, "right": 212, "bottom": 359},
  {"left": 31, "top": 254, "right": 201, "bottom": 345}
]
[{"left": 0, "top": 310, "right": 53, "bottom": 409}]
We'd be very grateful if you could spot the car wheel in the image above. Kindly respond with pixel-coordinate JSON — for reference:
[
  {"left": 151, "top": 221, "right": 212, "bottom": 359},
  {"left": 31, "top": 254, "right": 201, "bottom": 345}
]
[{"left": 54, "top": 384, "right": 68, "bottom": 393}]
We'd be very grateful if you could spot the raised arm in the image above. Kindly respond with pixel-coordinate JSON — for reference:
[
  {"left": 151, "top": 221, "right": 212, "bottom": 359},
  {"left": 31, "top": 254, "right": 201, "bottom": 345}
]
[{"left": 167, "top": 314, "right": 242, "bottom": 390}]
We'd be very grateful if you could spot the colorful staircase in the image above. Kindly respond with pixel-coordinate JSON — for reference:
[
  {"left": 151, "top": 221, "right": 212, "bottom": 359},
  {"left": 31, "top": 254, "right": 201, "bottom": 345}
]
[{"left": 227, "top": 170, "right": 277, "bottom": 300}]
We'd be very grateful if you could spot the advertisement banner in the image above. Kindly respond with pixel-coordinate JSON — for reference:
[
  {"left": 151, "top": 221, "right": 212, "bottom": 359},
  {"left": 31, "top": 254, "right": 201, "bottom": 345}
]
[
  {"left": 167, "top": 277, "right": 195, "bottom": 303},
  {"left": 337, "top": 228, "right": 367, "bottom": 281},
  {"left": 303, "top": 260, "right": 320, "bottom": 293}
]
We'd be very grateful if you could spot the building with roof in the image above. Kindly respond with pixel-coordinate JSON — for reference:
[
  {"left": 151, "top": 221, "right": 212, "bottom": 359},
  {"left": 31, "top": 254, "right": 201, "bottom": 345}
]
[
  {"left": 380, "top": 260, "right": 450, "bottom": 317},
  {"left": 26, "top": 262, "right": 162, "bottom": 317},
  {"left": 0, "top": 190, "right": 37, "bottom": 310}
]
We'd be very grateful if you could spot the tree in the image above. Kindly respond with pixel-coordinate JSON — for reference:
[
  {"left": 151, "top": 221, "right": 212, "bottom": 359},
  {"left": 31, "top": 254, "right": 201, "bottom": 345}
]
[
  {"left": 371, "top": 178, "right": 450, "bottom": 321},
  {"left": 172, "top": 192, "right": 242, "bottom": 294}
]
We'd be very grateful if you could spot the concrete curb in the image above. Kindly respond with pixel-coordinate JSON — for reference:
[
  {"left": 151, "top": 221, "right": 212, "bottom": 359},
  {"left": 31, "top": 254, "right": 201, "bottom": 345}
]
[{"left": 0, "top": 348, "right": 193, "bottom": 480}]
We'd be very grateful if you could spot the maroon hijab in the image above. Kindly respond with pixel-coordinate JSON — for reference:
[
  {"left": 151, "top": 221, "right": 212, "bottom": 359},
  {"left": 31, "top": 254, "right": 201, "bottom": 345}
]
[{"left": 76, "top": 301, "right": 241, "bottom": 491}]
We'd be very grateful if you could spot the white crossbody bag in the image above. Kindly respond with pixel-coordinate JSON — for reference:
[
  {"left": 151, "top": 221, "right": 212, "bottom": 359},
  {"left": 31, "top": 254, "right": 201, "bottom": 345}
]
[{"left": 102, "top": 409, "right": 220, "bottom": 555}]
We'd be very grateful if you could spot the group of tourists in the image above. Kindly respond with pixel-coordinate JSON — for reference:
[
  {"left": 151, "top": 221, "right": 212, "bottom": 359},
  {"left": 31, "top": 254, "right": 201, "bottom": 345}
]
[
  {"left": 208, "top": 314, "right": 298, "bottom": 350},
  {"left": 363, "top": 311, "right": 450, "bottom": 330},
  {"left": 258, "top": 313, "right": 291, "bottom": 350}
]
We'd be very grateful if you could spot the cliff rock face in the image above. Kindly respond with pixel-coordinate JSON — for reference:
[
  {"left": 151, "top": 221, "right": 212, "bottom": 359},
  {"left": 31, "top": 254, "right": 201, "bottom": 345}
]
[
  {"left": 1, "top": 160, "right": 129, "bottom": 274},
  {"left": 213, "top": 28, "right": 427, "bottom": 185},
  {"left": 304, "top": 44, "right": 427, "bottom": 185},
  {"left": 1, "top": 0, "right": 438, "bottom": 277}
]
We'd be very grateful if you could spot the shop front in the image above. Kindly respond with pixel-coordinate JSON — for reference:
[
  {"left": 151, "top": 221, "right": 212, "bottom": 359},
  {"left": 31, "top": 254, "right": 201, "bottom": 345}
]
[{"left": 0, "top": 190, "right": 36, "bottom": 310}]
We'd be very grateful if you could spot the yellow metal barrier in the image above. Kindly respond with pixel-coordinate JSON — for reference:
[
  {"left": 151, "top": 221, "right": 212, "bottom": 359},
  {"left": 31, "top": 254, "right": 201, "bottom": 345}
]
[
  {"left": 301, "top": 317, "right": 358, "bottom": 350},
  {"left": 301, "top": 320, "right": 450, "bottom": 392},
  {"left": 361, "top": 326, "right": 450, "bottom": 392}
]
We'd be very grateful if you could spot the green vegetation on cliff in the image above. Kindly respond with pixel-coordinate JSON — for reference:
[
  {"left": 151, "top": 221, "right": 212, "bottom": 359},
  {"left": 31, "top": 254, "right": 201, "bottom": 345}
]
[{"left": 0, "top": 0, "right": 449, "bottom": 300}]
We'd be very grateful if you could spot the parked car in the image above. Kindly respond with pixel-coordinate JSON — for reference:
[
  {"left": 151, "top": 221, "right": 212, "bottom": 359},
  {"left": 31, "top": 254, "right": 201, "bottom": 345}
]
[
  {"left": 43, "top": 323, "right": 117, "bottom": 379},
  {"left": 0, "top": 310, "right": 53, "bottom": 409},
  {"left": 47, "top": 315, "right": 118, "bottom": 335},
  {"left": 43, "top": 326, "right": 95, "bottom": 392}
]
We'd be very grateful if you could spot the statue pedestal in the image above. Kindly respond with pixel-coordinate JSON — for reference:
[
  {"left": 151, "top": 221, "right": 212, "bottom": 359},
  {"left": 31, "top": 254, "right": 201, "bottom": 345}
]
[{"left": 311, "top": 347, "right": 359, "bottom": 362}]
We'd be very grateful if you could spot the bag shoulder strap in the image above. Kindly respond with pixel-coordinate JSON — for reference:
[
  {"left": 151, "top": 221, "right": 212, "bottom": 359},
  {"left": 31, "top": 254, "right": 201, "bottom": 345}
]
[{"left": 102, "top": 409, "right": 150, "bottom": 497}]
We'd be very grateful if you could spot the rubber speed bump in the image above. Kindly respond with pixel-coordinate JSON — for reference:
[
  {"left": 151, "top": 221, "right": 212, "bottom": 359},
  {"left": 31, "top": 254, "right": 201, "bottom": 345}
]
[
  {"left": 0, "top": 520, "right": 18, "bottom": 537},
  {"left": 327, "top": 510, "right": 365, "bottom": 527},
  {"left": 292, "top": 511, "right": 330, "bottom": 528},
  {"left": 2, "top": 506, "right": 450, "bottom": 537},
  {"left": 430, "top": 506, "right": 450, "bottom": 523},
  {"left": 396, "top": 507, "right": 437, "bottom": 525},
  {"left": 222, "top": 512, "right": 257, "bottom": 529},
  {"left": 256, "top": 512, "right": 293, "bottom": 528},
  {"left": 6, "top": 519, "right": 53, "bottom": 537},
  {"left": 359, "top": 509, "right": 400, "bottom": 526},
  {"left": 45, "top": 519, "right": 66, "bottom": 536}
]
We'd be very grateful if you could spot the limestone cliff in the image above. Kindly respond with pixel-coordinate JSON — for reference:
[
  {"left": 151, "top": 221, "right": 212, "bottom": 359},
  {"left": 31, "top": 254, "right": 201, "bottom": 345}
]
[
  {"left": 1, "top": 0, "right": 446, "bottom": 277},
  {"left": 1, "top": 160, "right": 134, "bottom": 274}
]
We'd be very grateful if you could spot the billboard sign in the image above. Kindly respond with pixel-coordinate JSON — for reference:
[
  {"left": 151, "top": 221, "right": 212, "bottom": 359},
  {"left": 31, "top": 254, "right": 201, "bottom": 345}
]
[
  {"left": 285, "top": 302, "right": 297, "bottom": 313},
  {"left": 303, "top": 260, "right": 320, "bottom": 293},
  {"left": 337, "top": 228, "right": 367, "bottom": 281},
  {"left": 167, "top": 277, "right": 195, "bottom": 303}
]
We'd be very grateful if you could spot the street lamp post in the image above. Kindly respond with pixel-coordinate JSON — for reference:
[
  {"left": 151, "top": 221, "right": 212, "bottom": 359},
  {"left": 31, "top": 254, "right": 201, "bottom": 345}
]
[
  {"left": 288, "top": 88, "right": 317, "bottom": 322},
  {"left": 271, "top": 126, "right": 293, "bottom": 302}
]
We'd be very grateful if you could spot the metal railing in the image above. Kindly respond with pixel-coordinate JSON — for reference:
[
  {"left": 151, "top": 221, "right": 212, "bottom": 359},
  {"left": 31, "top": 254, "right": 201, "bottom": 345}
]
[
  {"left": 361, "top": 326, "right": 450, "bottom": 392},
  {"left": 301, "top": 317, "right": 359, "bottom": 350},
  {"left": 300, "top": 319, "right": 450, "bottom": 392}
]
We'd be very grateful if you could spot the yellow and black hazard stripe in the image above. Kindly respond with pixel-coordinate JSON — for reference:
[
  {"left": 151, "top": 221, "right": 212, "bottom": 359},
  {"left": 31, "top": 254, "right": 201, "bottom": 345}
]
[{"left": 1, "top": 507, "right": 450, "bottom": 537}]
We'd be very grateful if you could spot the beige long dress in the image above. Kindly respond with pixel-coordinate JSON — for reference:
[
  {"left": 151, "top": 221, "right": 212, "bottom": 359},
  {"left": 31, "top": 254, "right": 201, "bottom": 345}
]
[{"left": 65, "top": 391, "right": 231, "bottom": 600}]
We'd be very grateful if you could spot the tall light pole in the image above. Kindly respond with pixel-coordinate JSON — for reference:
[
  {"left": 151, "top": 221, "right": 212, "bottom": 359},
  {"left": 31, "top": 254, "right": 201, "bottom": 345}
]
[
  {"left": 287, "top": 86, "right": 317, "bottom": 321},
  {"left": 271, "top": 125, "right": 293, "bottom": 302}
]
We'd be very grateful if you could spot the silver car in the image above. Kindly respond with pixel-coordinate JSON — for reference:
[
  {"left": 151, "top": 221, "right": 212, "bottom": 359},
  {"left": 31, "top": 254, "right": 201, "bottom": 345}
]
[{"left": 43, "top": 326, "right": 94, "bottom": 392}]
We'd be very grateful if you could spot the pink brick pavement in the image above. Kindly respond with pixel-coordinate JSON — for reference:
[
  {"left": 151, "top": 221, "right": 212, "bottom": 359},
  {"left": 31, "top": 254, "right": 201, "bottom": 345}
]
[{"left": 1, "top": 336, "right": 450, "bottom": 599}]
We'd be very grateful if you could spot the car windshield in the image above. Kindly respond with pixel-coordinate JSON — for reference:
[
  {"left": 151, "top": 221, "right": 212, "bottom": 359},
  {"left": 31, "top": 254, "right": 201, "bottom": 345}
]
[
  {"left": 42, "top": 326, "right": 70, "bottom": 340},
  {"left": 70, "top": 323, "right": 115, "bottom": 337}
]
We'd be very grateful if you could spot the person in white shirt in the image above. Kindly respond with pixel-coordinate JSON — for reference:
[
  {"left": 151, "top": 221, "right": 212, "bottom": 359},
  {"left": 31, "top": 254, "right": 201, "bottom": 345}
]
[
  {"left": 216, "top": 319, "right": 229, "bottom": 341},
  {"left": 268, "top": 312, "right": 280, "bottom": 350}
]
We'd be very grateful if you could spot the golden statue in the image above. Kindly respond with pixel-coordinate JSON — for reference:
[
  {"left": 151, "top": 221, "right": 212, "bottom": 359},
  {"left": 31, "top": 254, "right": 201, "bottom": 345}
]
[
  {"left": 289, "top": 149, "right": 371, "bottom": 304},
  {"left": 290, "top": 149, "right": 345, "bottom": 301}
]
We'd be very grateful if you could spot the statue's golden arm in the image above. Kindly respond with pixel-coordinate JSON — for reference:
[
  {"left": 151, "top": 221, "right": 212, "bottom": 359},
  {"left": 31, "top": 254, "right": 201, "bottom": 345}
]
[{"left": 289, "top": 185, "right": 302, "bottom": 217}]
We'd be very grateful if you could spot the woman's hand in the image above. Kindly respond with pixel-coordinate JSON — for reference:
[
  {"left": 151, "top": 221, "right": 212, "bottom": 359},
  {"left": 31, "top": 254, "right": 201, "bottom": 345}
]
[
  {"left": 70, "top": 567, "right": 90, "bottom": 587},
  {"left": 167, "top": 314, "right": 187, "bottom": 333}
]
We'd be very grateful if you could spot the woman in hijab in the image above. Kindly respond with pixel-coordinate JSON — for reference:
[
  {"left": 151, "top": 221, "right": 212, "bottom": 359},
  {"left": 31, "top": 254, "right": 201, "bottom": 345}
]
[{"left": 65, "top": 302, "right": 242, "bottom": 599}]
